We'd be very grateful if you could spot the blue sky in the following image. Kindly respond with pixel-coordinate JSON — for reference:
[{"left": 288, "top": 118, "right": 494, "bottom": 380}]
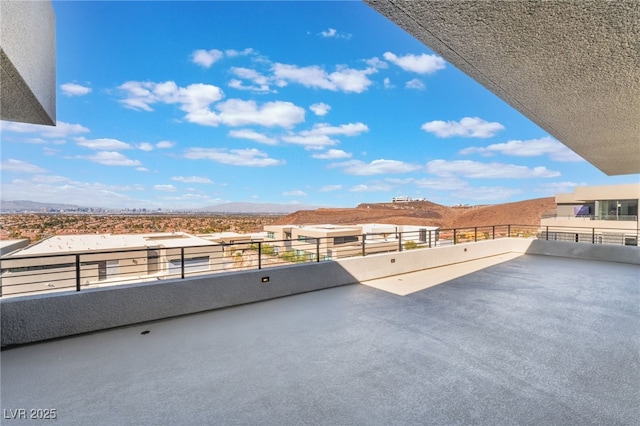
[{"left": 1, "top": 1, "right": 637, "bottom": 210}]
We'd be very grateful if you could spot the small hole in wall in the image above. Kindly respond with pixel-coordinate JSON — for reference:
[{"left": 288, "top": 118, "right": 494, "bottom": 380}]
[
  {"left": 464, "top": 248, "right": 467, "bottom": 252},
  {"left": 141, "top": 330, "right": 150, "bottom": 335},
  {"left": 262, "top": 277, "right": 270, "bottom": 283},
  {"left": 391, "top": 259, "right": 395, "bottom": 263}
]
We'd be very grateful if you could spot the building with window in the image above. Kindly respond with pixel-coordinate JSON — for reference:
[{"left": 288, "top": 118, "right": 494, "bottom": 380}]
[
  {"left": 263, "top": 223, "right": 439, "bottom": 260},
  {"left": 1, "top": 232, "right": 222, "bottom": 296},
  {"left": 541, "top": 183, "right": 639, "bottom": 245}
]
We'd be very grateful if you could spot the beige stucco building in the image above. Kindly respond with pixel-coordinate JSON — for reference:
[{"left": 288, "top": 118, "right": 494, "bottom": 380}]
[
  {"left": 541, "top": 184, "right": 639, "bottom": 245},
  {"left": 1, "top": 232, "right": 223, "bottom": 296},
  {"left": 263, "top": 224, "right": 439, "bottom": 261}
]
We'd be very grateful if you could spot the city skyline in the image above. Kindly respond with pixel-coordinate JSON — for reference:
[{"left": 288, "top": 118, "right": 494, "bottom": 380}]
[{"left": 1, "top": 1, "right": 637, "bottom": 210}]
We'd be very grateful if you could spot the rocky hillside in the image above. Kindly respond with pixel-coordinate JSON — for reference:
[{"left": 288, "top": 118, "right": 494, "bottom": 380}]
[{"left": 272, "top": 197, "right": 556, "bottom": 229}]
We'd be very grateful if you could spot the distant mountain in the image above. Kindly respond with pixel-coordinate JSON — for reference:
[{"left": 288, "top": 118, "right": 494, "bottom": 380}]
[
  {"left": 1, "top": 200, "right": 90, "bottom": 212},
  {"left": 0, "top": 200, "right": 324, "bottom": 214},
  {"left": 199, "top": 202, "right": 322, "bottom": 214}
]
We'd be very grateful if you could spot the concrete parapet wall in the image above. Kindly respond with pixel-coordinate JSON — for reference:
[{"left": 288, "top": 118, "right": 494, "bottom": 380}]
[
  {"left": 2, "top": 238, "right": 638, "bottom": 346},
  {"left": 338, "top": 238, "right": 523, "bottom": 281},
  {"left": 524, "top": 239, "right": 640, "bottom": 264}
]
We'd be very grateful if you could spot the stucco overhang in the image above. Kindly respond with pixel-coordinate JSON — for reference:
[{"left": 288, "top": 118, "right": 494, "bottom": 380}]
[
  {"left": 364, "top": 0, "right": 640, "bottom": 175},
  {"left": 0, "top": 1, "right": 56, "bottom": 126}
]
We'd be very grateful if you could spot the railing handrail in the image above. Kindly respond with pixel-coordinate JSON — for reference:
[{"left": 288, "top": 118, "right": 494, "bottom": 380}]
[
  {"left": 1, "top": 224, "right": 637, "bottom": 298},
  {"left": 1, "top": 223, "right": 638, "bottom": 262}
]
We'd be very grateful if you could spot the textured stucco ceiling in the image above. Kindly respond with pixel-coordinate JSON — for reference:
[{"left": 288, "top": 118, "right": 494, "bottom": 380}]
[
  {"left": 0, "top": 1, "right": 56, "bottom": 126},
  {"left": 364, "top": 0, "right": 640, "bottom": 176}
]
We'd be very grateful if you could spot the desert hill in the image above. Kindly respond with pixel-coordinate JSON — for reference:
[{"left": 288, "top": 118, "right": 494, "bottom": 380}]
[{"left": 272, "top": 197, "right": 555, "bottom": 229}]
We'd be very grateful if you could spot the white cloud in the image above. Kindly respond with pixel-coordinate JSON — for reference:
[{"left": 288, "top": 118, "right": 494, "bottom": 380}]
[
  {"left": 229, "top": 67, "right": 272, "bottom": 92},
  {"left": 383, "top": 52, "right": 446, "bottom": 74},
  {"left": 138, "top": 143, "right": 154, "bottom": 152},
  {"left": 421, "top": 117, "right": 505, "bottom": 138},
  {"left": 192, "top": 49, "right": 224, "bottom": 68},
  {"left": 319, "top": 28, "right": 351, "bottom": 39},
  {"left": 60, "top": 83, "right": 91, "bottom": 96},
  {"left": 281, "top": 134, "right": 335, "bottom": 150},
  {"left": 537, "top": 181, "right": 588, "bottom": 193},
  {"left": 460, "top": 137, "right": 584, "bottom": 162},
  {"left": 213, "top": 99, "right": 305, "bottom": 128},
  {"left": 75, "top": 137, "right": 133, "bottom": 150},
  {"left": 320, "top": 28, "right": 336, "bottom": 37},
  {"left": 1, "top": 176, "right": 149, "bottom": 209},
  {"left": 119, "top": 81, "right": 304, "bottom": 128},
  {"left": 225, "top": 48, "right": 254, "bottom": 57},
  {"left": 118, "top": 80, "right": 224, "bottom": 113},
  {"left": 312, "top": 149, "right": 352, "bottom": 160},
  {"left": 406, "top": 78, "right": 425, "bottom": 90},
  {"left": 282, "top": 122, "right": 368, "bottom": 149},
  {"left": 283, "top": 190, "right": 307, "bottom": 196},
  {"left": 426, "top": 159, "right": 561, "bottom": 178},
  {"left": 228, "top": 129, "right": 278, "bottom": 145},
  {"left": 24, "top": 138, "right": 47, "bottom": 144},
  {"left": 349, "top": 183, "right": 393, "bottom": 192},
  {"left": 86, "top": 151, "right": 142, "bottom": 166},
  {"left": 136, "top": 167, "right": 149, "bottom": 172},
  {"left": 154, "top": 184, "right": 177, "bottom": 192},
  {"left": 365, "top": 57, "right": 388, "bottom": 69},
  {"left": 320, "top": 184, "right": 342, "bottom": 192},
  {"left": 413, "top": 177, "right": 470, "bottom": 191},
  {"left": 310, "top": 102, "right": 331, "bottom": 116},
  {"left": 228, "top": 79, "right": 272, "bottom": 93},
  {"left": 383, "top": 77, "right": 394, "bottom": 89},
  {"left": 184, "top": 147, "right": 285, "bottom": 167},
  {"left": 310, "top": 122, "right": 368, "bottom": 136},
  {"left": 171, "top": 176, "right": 213, "bottom": 184},
  {"left": 273, "top": 63, "right": 376, "bottom": 93},
  {"left": 333, "top": 159, "right": 421, "bottom": 176},
  {"left": 0, "top": 159, "right": 47, "bottom": 173},
  {"left": 156, "top": 141, "right": 175, "bottom": 149},
  {"left": 450, "top": 186, "right": 523, "bottom": 201},
  {"left": 0, "top": 120, "right": 90, "bottom": 138}
]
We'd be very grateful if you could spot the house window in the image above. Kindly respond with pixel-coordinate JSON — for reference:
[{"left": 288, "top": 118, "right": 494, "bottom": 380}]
[
  {"left": 298, "top": 235, "right": 318, "bottom": 244},
  {"left": 267, "top": 232, "right": 275, "bottom": 239},
  {"left": 333, "top": 235, "right": 358, "bottom": 245},
  {"left": 6, "top": 263, "right": 74, "bottom": 273}
]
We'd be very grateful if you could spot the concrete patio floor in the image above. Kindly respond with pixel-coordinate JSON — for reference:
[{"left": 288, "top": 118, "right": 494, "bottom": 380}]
[{"left": 1, "top": 254, "right": 639, "bottom": 425}]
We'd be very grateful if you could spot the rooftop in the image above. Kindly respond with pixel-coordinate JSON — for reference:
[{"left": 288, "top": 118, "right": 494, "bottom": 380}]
[
  {"left": 9, "top": 232, "right": 215, "bottom": 256},
  {"left": 2, "top": 254, "right": 638, "bottom": 425}
]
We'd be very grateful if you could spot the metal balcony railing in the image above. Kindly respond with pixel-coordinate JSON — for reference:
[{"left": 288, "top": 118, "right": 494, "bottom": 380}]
[{"left": 1, "top": 224, "right": 637, "bottom": 298}]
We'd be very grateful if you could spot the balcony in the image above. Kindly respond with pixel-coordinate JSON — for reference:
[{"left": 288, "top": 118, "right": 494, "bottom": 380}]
[{"left": 1, "top": 226, "right": 639, "bottom": 424}]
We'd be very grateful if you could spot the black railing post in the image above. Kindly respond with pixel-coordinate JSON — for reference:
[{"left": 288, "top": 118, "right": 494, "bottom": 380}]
[
  {"left": 428, "top": 230, "right": 432, "bottom": 248},
  {"left": 508, "top": 225, "right": 511, "bottom": 238},
  {"left": 453, "top": 228, "right": 457, "bottom": 245},
  {"left": 592, "top": 228, "right": 595, "bottom": 244},
  {"left": 546, "top": 226, "right": 549, "bottom": 240},
  {"left": 76, "top": 254, "right": 81, "bottom": 292},
  {"left": 474, "top": 227, "right": 477, "bottom": 242},
  {"left": 258, "top": 242, "right": 262, "bottom": 269},
  {"left": 361, "top": 234, "right": 366, "bottom": 256},
  {"left": 316, "top": 238, "right": 320, "bottom": 262},
  {"left": 492, "top": 226, "right": 495, "bottom": 240},
  {"left": 399, "top": 232, "right": 403, "bottom": 252},
  {"left": 181, "top": 247, "right": 185, "bottom": 279}
]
